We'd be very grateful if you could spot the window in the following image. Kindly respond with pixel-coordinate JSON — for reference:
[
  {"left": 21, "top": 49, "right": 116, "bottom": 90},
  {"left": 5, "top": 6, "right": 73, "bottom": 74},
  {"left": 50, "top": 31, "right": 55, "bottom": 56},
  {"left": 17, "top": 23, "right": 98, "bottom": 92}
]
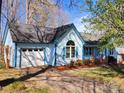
[
  {"left": 39, "top": 48, "right": 44, "bottom": 51},
  {"left": 34, "top": 49, "right": 38, "bottom": 51},
  {"left": 22, "top": 49, "right": 27, "bottom": 52},
  {"left": 66, "top": 40, "right": 75, "bottom": 58},
  {"left": 84, "top": 47, "right": 88, "bottom": 56},
  {"left": 28, "top": 49, "right": 32, "bottom": 52},
  {"left": 109, "top": 49, "right": 114, "bottom": 55},
  {"left": 89, "top": 47, "right": 92, "bottom": 55},
  {"left": 66, "top": 47, "right": 70, "bottom": 58},
  {"left": 22, "top": 48, "right": 44, "bottom": 52},
  {"left": 84, "top": 47, "right": 95, "bottom": 56},
  {"left": 71, "top": 47, "right": 75, "bottom": 57}
]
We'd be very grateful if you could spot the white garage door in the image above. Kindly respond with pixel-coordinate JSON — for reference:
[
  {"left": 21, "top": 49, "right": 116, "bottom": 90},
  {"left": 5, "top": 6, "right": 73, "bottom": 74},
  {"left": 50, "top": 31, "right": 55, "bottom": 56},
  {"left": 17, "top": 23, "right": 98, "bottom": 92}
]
[{"left": 21, "top": 48, "right": 44, "bottom": 68}]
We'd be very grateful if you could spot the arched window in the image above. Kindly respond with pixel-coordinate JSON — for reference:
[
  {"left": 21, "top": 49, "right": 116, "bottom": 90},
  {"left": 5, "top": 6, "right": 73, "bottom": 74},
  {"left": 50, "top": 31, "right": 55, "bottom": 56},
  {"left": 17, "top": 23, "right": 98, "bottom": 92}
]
[{"left": 66, "top": 40, "right": 75, "bottom": 58}]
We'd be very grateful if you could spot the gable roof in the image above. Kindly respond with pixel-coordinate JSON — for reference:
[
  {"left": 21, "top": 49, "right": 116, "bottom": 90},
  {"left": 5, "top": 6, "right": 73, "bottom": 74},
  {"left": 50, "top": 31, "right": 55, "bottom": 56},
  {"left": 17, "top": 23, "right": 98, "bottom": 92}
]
[
  {"left": 54, "top": 23, "right": 74, "bottom": 40},
  {"left": 10, "top": 23, "right": 77, "bottom": 43},
  {"left": 10, "top": 24, "right": 56, "bottom": 43},
  {"left": 80, "top": 32, "right": 102, "bottom": 46},
  {"left": 54, "top": 23, "right": 84, "bottom": 43},
  {"left": 80, "top": 32, "right": 101, "bottom": 41},
  {"left": 9, "top": 23, "right": 101, "bottom": 45}
]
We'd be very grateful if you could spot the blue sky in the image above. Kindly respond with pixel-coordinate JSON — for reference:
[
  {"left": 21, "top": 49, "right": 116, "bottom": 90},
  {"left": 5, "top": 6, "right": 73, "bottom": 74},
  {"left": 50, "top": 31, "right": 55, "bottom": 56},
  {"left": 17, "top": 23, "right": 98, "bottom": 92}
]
[{"left": 62, "top": 0, "right": 88, "bottom": 32}]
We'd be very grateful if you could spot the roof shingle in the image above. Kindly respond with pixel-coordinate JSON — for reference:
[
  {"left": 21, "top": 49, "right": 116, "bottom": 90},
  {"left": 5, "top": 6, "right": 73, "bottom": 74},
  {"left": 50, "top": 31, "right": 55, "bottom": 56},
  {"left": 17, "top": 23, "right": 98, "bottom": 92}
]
[{"left": 10, "top": 23, "right": 73, "bottom": 43}]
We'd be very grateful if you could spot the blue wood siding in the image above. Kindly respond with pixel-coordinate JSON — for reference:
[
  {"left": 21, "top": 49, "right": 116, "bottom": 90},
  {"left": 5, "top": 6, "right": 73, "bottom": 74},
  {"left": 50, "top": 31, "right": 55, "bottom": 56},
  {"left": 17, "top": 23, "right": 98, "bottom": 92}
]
[
  {"left": 4, "top": 29, "right": 15, "bottom": 67},
  {"left": 56, "top": 29, "right": 84, "bottom": 65}
]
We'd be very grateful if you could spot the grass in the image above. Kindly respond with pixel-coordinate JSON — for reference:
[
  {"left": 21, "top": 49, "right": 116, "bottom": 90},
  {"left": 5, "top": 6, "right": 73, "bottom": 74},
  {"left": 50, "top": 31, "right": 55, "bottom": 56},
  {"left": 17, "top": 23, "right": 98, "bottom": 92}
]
[
  {"left": 0, "top": 69, "right": 23, "bottom": 80},
  {"left": 0, "top": 81, "right": 51, "bottom": 93},
  {"left": 25, "top": 86, "right": 50, "bottom": 93},
  {"left": 0, "top": 68, "right": 55, "bottom": 93},
  {"left": 1, "top": 65, "right": 124, "bottom": 92},
  {"left": 67, "top": 66, "right": 124, "bottom": 88},
  {"left": 0, "top": 63, "right": 5, "bottom": 69},
  {"left": 0, "top": 81, "right": 26, "bottom": 93}
]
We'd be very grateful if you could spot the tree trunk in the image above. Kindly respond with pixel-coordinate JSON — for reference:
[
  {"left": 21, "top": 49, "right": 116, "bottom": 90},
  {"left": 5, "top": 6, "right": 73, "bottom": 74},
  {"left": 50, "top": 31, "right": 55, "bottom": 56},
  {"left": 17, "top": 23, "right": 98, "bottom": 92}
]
[{"left": 0, "top": 0, "right": 2, "bottom": 54}]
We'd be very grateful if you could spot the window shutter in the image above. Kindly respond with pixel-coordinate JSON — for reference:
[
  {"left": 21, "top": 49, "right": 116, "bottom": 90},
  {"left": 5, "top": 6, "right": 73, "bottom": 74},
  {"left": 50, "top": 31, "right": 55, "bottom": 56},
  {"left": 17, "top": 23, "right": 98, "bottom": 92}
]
[
  {"left": 76, "top": 46, "right": 78, "bottom": 58},
  {"left": 63, "top": 47, "right": 66, "bottom": 60}
]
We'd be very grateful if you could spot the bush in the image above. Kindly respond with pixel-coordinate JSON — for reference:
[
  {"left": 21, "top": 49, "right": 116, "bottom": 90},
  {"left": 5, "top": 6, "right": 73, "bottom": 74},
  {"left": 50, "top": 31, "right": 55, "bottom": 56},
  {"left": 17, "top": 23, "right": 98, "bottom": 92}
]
[
  {"left": 69, "top": 60, "right": 75, "bottom": 67},
  {"left": 90, "top": 56, "right": 95, "bottom": 63},
  {"left": 94, "top": 59, "right": 100, "bottom": 65},
  {"left": 107, "top": 56, "right": 117, "bottom": 65},
  {"left": 83, "top": 60, "right": 90, "bottom": 65},
  {"left": 76, "top": 60, "right": 83, "bottom": 66}
]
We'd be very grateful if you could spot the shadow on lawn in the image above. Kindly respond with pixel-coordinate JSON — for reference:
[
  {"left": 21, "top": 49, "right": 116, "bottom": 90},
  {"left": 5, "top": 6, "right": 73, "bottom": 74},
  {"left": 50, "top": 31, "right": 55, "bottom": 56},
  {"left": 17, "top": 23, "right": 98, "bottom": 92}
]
[
  {"left": 0, "top": 65, "right": 52, "bottom": 88},
  {"left": 109, "top": 64, "right": 124, "bottom": 75}
]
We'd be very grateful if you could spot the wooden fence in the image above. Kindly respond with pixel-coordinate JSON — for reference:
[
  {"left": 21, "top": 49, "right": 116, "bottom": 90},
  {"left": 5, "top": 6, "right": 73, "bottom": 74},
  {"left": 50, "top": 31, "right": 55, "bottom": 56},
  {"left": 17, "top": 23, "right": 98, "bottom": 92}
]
[{"left": 0, "top": 45, "right": 11, "bottom": 69}]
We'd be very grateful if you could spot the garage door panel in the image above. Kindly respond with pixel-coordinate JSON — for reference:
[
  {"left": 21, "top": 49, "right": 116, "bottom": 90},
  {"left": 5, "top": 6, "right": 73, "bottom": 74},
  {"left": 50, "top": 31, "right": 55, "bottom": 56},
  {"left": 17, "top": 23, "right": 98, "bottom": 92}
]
[
  {"left": 21, "top": 50, "right": 33, "bottom": 67},
  {"left": 35, "top": 50, "right": 44, "bottom": 66},
  {"left": 21, "top": 49, "right": 44, "bottom": 68},
  {"left": 28, "top": 50, "right": 37, "bottom": 66}
]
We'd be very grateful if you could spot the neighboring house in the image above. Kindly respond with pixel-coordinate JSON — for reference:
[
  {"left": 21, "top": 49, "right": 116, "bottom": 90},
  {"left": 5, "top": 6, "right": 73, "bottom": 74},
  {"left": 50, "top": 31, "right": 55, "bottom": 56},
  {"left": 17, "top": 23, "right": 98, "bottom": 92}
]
[{"left": 2, "top": 23, "right": 124, "bottom": 68}]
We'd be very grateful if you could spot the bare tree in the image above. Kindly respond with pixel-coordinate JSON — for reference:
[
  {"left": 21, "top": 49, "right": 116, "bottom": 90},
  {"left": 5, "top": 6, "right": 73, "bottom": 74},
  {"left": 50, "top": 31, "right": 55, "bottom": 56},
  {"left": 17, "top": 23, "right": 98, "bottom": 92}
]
[
  {"left": 27, "top": 0, "right": 69, "bottom": 27},
  {"left": 0, "top": 0, "right": 19, "bottom": 67}
]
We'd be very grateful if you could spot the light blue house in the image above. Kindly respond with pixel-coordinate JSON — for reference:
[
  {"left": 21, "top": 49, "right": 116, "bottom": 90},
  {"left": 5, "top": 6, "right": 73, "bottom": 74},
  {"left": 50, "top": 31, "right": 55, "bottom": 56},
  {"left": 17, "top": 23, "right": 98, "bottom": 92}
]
[{"left": 3, "top": 23, "right": 123, "bottom": 68}]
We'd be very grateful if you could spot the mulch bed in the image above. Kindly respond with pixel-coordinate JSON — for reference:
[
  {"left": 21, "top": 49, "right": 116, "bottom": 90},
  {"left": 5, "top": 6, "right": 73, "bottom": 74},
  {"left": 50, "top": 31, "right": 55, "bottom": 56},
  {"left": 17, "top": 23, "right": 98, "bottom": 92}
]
[{"left": 55, "top": 64, "right": 98, "bottom": 71}]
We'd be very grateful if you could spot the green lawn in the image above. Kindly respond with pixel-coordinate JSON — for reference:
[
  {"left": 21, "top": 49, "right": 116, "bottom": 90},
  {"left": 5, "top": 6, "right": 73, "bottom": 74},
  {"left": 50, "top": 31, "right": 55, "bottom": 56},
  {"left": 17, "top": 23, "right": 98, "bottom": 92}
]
[
  {"left": 67, "top": 65, "right": 124, "bottom": 88},
  {"left": 0, "top": 81, "right": 51, "bottom": 93}
]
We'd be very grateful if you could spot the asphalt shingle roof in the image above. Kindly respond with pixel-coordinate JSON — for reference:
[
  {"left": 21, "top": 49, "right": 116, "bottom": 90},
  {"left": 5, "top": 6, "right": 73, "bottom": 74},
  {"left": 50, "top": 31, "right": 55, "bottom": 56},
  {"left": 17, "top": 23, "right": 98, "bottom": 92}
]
[
  {"left": 10, "top": 23, "right": 74, "bottom": 43},
  {"left": 10, "top": 23, "right": 101, "bottom": 45},
  {"left": 80, "top": 32, "right": 102, "bottom": 46}
]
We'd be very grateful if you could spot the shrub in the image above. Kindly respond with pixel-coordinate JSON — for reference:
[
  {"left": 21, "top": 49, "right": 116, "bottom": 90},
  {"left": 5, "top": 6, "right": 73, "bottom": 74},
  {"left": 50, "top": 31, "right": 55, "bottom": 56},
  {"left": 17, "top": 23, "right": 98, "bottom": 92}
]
[
  {"left": 83, "top": 60, "right": 90, "bottom": 65},
  {"left": 94, "top": 59, "right": 100, "bottom": 65},
  {"left": 76, "top": 60, "right": 83, "bottom": 66},
  {"left": 69, "top": 60, "right": 75, "bottom": 67},
  {"left": 107, "top": 56, "right": 117, "bottom": 65},
  {"left": 90, "top": 56, "right": 95, "bottom": 63}
]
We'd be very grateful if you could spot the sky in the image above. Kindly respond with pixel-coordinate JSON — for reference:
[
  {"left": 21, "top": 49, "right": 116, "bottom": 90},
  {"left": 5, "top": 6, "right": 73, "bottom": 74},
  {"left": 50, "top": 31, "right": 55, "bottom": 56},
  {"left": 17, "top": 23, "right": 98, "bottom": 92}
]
[{"left": 61, "top": 0, "right": 88, "bottom": 32}]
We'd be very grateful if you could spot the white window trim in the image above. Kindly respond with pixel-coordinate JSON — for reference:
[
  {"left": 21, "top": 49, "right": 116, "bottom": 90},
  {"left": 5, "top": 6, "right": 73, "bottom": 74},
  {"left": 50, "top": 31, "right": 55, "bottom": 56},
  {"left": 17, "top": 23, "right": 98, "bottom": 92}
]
[{"left": 66, "top": 45, "right": 75, "bottom": 59}]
